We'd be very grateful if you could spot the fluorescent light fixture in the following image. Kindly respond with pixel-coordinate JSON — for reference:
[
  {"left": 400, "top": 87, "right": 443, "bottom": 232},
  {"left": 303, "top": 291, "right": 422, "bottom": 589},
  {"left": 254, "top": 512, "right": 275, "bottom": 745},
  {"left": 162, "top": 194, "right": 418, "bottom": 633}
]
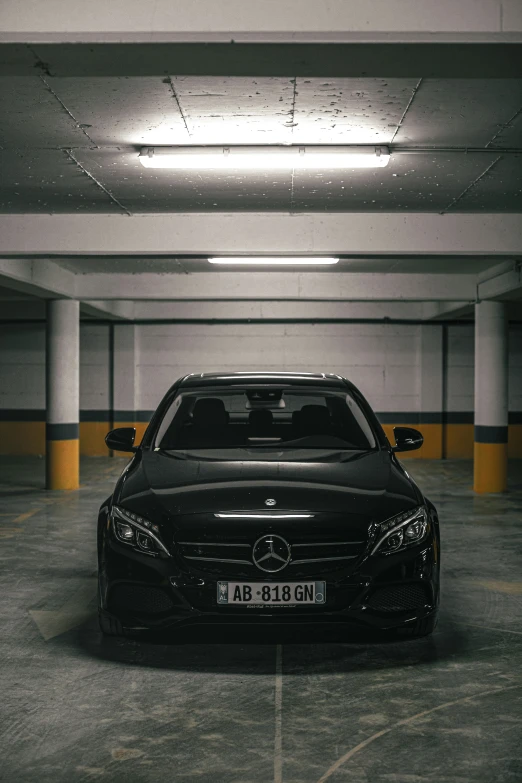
[
  {"left": 208, "top": 257, "right": 339, "bottom": 266},
  {"left": 139, "top": 145, "right": 390, "bottom": 170}
]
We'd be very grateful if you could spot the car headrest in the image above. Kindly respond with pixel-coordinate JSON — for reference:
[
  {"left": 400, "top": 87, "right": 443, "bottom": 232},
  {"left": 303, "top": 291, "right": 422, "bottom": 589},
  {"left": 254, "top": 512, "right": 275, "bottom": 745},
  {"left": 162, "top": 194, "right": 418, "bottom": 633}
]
[
  {"left": 192, "top": 398, "right": 229, "bottom": 428},
  {"left": 299, "top": 404, "right": 331, "bottom": 434},
  {"left": 249, "top": 408, "right": 273, "bottom": 433}
]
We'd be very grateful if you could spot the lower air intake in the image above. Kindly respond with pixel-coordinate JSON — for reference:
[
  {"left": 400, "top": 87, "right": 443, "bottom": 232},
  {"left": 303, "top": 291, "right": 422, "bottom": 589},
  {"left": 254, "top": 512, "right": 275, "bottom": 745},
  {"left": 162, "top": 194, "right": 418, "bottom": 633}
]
[
  {"left": 366, "top": 583, "right": 429, "bottom": 613},
  {"left": 109, "top": 584, "right": 174, "bottom": 614}
]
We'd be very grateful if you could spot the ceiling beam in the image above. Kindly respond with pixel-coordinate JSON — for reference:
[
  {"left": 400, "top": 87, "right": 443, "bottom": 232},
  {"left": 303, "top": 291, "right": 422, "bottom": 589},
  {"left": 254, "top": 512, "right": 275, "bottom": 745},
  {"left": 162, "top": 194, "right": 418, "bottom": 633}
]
[
  {"left": 0, "top": 257, "right": 76, "bottom": 298},
  {"left": 422, "top": 301, "right": 474, "bottom": 320},
  {"left": 477, "top": 261, "right": 522, "bottom": 300},
  {"left": 132, "top": 300, "right": 425, "bottom": 320},
  {"left": 0, "top": 41, "right": 522, "bottom": 79},
  {"left": 3, "top": 42, "right": 522, "bottom": 78},
  {"left": 1, "top": 0, "right": 521, "bottom": 45},
  {"left": 79, "top": 300, "right": 135, "bottom": 320},
  {"left": 74, "top": 272, "right": 476, "bottom": 301},
  {"left": 1, "top": 214, "right": 521, "bottom": 256}
]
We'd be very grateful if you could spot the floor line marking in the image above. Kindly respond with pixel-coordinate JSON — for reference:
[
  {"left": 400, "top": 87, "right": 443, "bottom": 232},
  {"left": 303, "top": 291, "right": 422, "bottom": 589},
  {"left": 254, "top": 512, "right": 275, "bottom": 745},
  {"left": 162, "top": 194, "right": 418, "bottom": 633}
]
[
  {"left": 274, "top": 644, "right": 283, "bottom": 783},
  {"left": 11, "top": 508, "right": 40, "bottom": 525},
  {"left": 316, "top": 684, "right": 521, "bottom": 783}
]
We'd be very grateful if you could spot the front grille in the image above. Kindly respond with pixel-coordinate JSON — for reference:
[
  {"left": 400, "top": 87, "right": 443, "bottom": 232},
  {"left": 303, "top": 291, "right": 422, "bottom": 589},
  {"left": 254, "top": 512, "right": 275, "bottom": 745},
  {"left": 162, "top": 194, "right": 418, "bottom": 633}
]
[
  {"left": 365, "top": 583, "right": 429, "bottom": 613},
  {"left": 177, "top": 537, "right": 367, "bottom": 577},
  {"left": 291, "top": 540, "right": 365, "bottom": 565},
  {"left": 178, "top": 541, "right": 252, "bottom": 566},
  {"left": 109, "top": 584, "right": 174, "bottom": 615}
]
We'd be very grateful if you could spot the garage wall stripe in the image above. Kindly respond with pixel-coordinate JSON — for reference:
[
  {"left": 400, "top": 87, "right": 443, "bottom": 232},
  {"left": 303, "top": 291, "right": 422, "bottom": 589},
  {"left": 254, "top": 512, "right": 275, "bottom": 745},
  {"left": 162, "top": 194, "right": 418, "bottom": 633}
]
[
  {"left": 1, "top": 410, "right": 522, "bottom": 424},
  {"left": 1, "top": 412, "right": 521, "bottom": 461}
]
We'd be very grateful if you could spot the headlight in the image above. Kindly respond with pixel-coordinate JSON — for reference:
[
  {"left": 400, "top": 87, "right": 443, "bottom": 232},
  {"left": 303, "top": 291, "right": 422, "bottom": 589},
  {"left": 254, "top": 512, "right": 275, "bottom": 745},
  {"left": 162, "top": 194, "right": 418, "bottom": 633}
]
[
  {"left": 371, "top": 506, "right": 429, "bottom": 556},
  {"left": 111, "top": 506, "right": 169, "bottom": 556}
]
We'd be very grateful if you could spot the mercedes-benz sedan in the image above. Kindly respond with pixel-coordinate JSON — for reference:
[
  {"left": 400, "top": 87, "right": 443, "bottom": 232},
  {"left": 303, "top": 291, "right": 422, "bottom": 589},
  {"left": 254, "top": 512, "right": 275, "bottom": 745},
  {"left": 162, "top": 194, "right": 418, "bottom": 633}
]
[{"left": 97, "top": 372, "right": 440, "bottom": 638}]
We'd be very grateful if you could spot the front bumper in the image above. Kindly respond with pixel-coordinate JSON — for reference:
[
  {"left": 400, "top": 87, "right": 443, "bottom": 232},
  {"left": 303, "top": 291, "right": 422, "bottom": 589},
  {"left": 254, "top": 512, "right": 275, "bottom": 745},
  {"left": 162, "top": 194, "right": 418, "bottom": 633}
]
[{"left": 99, "top": 527, "right": 440, "bottom": 633}]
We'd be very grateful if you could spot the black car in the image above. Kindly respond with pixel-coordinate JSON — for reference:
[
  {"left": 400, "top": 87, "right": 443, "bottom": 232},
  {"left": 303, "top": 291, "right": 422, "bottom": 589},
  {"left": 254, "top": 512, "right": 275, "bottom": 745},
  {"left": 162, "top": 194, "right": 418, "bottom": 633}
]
[{"left": 98, "top": 372, "right": 440, "bottom": 638}]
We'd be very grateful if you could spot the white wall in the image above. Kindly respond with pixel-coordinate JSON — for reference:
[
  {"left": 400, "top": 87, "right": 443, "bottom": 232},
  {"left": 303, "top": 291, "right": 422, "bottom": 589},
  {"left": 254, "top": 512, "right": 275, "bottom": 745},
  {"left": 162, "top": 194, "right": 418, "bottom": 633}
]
[
  {"left": 446, "top": 323, "right": 522, "bottom": 414},
  {"left": 446, "top": 325, "right": 474, "bottom": 413},
  {"left": 80, "top": 324, "right": 110, "bottom": 413},
  {"left": 0, "top": 319, "right": 520, "bottom": 418},
  {"left": 137, "top": 322, "right": 420, "bottom": 414},
  {"left": 0, "top": 323, "right": 45, "bottom": 412}
]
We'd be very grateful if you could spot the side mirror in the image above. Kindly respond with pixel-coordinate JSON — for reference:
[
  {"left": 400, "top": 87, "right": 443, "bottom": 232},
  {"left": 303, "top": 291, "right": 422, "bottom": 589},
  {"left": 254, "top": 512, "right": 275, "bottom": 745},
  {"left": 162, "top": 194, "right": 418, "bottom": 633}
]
[
  {"left": 105, "top": 427, "right": 137, "bottom": 453},
  {"left": 392, "top": 426, "right": 423, "bottom": 453}
]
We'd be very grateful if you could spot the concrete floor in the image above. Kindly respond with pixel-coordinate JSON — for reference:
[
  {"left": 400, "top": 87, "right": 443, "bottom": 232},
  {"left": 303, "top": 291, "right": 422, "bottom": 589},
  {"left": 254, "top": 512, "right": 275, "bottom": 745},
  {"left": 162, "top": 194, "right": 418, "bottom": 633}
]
[{"left": 1, "top": 457, "right": 521, "bottom": 783}]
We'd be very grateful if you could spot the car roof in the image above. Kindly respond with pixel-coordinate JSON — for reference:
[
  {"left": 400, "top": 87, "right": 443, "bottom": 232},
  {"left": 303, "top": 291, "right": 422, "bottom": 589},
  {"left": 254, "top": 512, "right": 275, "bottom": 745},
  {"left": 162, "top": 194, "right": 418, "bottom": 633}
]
[{"left": 178, "top": 372, "right": 350, "bottom": 389}]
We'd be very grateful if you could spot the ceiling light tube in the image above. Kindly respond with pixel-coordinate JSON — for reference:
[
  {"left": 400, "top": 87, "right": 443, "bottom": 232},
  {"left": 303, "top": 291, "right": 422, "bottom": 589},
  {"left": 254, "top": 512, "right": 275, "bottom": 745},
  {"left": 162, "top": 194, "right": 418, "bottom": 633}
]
[
  {"left": 139, "top": 146, "right": 390, "bottom": 170},
  {"left": 208, "top": 257, "right": 339, "bottom": 265}
]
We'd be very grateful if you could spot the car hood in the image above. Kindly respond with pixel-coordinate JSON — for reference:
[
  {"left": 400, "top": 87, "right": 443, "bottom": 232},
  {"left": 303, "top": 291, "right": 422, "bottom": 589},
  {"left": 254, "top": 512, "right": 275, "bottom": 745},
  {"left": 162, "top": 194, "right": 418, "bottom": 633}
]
[{"left": 116, "top": 449, "right": 422, "bottom": 522}]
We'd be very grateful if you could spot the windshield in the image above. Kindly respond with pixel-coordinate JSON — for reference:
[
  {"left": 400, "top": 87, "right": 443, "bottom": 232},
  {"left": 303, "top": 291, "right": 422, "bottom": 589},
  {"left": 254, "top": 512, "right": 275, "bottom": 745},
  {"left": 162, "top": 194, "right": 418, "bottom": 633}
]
[{"left": 155, "top": 387, "right": 376, "bottom": 452}]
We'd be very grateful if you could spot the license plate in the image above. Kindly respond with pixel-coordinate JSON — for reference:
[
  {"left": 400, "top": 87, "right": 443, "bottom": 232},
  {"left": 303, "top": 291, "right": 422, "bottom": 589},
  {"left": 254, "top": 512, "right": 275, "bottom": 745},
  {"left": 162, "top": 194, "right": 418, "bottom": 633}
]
[{"left": 217, "top": 581, "right": 326, "bottom": 605}]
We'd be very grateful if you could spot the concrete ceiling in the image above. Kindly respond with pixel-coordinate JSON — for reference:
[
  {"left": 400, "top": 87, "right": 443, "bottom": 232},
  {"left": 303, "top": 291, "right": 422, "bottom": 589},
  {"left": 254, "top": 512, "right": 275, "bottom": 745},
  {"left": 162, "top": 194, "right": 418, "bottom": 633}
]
[
  {"left": 0, "top": 68, "right": 521, "bottom": 213},
  {"left": 0, "top": 42, "right": 521, "bottom": 321}
]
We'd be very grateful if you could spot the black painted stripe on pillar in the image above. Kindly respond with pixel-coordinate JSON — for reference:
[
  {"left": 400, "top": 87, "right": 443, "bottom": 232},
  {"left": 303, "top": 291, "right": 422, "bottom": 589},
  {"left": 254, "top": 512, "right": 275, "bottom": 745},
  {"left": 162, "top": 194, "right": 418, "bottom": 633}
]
[
  {"left": 474, "top": 425, "right": 509, "bottom": 444},
  {"left": 46, "top": 423, "right": 79, "bottom": 441}
]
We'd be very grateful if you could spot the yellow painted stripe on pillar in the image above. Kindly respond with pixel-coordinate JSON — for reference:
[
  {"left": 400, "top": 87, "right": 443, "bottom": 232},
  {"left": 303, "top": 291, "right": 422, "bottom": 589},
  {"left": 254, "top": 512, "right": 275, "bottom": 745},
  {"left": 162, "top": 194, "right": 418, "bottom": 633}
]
[
  {"left": 46, "top": 439, "right": 80, "bottom": 490},
  {"left": 473, "top": 441, "right": 507, "bottom": 494}
]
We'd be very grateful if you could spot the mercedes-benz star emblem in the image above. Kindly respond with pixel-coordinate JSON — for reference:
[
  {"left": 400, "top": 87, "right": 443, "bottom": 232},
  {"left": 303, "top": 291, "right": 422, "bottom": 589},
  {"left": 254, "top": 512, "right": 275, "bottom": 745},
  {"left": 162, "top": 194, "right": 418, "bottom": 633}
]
[
  {"left": 252, "top": 534, "right": 291, "bottom": 573},
  {"left": 265, "top": 498, "right": 277, "bottom": 507}
]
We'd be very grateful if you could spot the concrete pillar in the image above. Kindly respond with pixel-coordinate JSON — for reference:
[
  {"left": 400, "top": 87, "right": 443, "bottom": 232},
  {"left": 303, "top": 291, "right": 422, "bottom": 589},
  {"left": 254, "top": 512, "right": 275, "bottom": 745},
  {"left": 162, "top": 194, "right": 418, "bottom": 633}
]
[
  {"left": 46, "top": 300, "right": 80, "bottom": 490},
  {"left": 474, "top": 301, "right": 508, "bottom": 493}
]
